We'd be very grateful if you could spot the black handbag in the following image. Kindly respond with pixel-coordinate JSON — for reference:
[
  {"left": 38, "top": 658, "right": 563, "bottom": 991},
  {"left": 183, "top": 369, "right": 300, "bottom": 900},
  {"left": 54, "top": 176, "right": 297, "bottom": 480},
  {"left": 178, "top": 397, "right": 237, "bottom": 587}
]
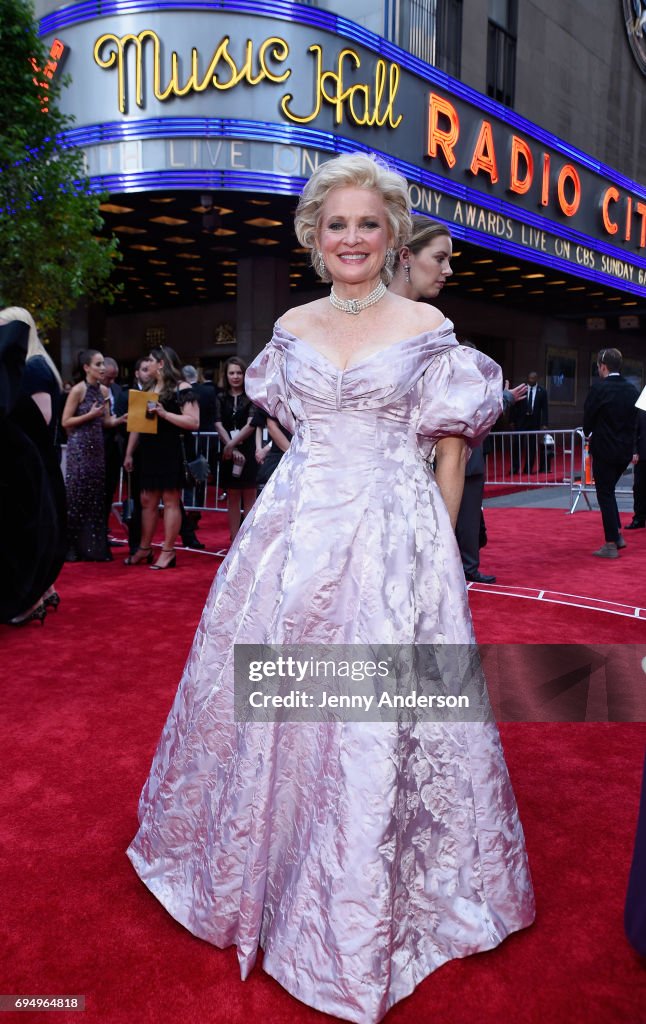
[
  {"left": 187, "top": 452, "right": 210, "bottom": 483},
  {"left": 180, "top": 434, "right": 210, "bottom": 485}
]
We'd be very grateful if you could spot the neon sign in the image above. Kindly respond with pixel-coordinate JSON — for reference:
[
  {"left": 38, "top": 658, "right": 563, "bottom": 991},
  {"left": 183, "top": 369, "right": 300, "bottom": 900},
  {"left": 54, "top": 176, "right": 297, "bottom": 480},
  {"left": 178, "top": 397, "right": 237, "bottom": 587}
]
[
  {"left": 427, "top": 93, "right": 583, "bottom": 219},
  {"left": 93, "top": 30, "right": 402, "bottom": 128},
  {"left": 30, "top": 38, "right": 69, "bottom": 113},
  {"left": 36, "top": 2, "right": 645, "bottom": 283},
  {"left": 425, "top": 91, "right": 646, "bottom": 248}
]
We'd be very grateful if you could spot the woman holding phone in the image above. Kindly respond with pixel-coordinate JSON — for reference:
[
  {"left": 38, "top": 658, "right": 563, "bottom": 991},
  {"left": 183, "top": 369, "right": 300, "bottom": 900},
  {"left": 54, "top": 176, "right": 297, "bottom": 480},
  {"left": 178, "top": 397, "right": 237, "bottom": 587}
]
[{"left": 62, "top": 349, "right": 125, "bottom": 561}]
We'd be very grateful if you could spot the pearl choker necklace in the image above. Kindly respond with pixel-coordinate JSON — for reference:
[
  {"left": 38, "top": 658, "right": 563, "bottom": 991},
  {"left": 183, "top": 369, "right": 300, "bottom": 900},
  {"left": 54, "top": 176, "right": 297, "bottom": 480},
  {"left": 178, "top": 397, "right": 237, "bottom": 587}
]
[{"left": 329, "top": 281, "right": 387, "bottom": 315}]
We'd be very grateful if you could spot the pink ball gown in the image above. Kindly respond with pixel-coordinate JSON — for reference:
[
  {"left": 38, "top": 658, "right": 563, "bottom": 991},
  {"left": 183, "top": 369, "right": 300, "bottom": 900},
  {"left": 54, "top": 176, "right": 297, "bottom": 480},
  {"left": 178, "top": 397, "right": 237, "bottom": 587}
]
[{"left": 127, "top": 318, "right": 535, "bottom": 1023}]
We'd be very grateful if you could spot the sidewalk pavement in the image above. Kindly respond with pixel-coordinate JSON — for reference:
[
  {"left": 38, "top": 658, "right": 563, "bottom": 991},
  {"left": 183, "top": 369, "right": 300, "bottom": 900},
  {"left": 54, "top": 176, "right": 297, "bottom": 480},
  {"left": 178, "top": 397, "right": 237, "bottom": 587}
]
[{"left": 483, "top": 475, "right": 635, "bottom": 513}]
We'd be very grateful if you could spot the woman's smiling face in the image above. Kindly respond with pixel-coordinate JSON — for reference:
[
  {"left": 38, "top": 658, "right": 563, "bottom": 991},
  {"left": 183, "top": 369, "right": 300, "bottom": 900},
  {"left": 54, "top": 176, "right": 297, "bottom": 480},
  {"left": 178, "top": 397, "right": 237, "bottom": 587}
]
[{"left": 317, "top": 187, "right": 391, "bottom": 288}]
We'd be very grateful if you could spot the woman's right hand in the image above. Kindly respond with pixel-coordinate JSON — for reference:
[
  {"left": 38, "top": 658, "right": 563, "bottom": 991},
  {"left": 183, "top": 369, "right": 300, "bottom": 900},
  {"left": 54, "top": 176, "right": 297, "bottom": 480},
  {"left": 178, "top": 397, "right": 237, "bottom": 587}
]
[
  {"left": 91, "top": 400, "right": 106, "bottom": 419},
  {"left": 124, "top": 454, "right": 134, "bottom": 473}
]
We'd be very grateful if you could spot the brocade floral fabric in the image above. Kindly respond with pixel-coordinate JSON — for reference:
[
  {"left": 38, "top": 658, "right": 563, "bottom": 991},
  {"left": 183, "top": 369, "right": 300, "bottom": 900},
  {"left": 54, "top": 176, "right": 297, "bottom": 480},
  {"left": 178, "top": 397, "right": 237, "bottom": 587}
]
[{"left": 127, "top": 320, "right": 535, "bottom": 1023}]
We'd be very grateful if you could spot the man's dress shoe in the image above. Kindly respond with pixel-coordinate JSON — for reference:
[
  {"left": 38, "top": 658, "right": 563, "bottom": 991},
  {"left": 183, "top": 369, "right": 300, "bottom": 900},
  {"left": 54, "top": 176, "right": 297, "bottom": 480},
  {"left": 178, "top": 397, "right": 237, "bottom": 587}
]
[
  {"left": 592, "top": 543, "right": 619, "bottom": 559},
  {"left": 465, "top": 571, "right": 497, "bottom": 584}
]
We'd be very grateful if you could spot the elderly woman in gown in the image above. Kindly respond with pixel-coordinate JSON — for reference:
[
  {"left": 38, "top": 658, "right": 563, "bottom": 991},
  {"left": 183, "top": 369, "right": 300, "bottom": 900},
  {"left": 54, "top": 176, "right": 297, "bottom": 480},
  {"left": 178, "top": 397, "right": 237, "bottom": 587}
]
[{"left": 127, "top": 153, "right": 535, "bottom": 1024}]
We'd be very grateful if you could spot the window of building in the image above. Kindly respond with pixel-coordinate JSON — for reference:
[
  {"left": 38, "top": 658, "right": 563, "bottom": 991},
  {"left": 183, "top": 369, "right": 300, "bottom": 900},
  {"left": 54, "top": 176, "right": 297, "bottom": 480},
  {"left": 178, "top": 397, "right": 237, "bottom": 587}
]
[
  {"left": 487, "top": 0, "right": 517, "bottom": 106},
  {"left": 436, "top": 0, "right": 463, "bottom": 78},
  {"left": 386, "top": 0, "right": 463, "bottom": 76},
  {"left": 145, "top": 327, "right": 166, "bottom": 347}
]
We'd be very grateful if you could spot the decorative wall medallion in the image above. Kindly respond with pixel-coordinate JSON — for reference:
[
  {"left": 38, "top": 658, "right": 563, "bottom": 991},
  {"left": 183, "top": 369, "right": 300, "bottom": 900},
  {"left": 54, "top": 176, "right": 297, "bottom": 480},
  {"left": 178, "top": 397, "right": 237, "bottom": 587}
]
[{"left": 623, "top": 0, "right": 646, "bottom": 74}]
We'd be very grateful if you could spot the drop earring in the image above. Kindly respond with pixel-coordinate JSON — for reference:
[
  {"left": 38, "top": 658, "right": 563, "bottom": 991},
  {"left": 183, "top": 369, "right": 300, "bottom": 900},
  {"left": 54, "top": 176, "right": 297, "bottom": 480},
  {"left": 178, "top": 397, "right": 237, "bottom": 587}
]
[
  {"left": 383, "top": 248, "right": 395, "bottom": 275},
  {"left": 404, "top": 263, "right": 411, "bottom": 283},
  {"left": 315, "top": 250, "right": 327, "bottom": 278}
]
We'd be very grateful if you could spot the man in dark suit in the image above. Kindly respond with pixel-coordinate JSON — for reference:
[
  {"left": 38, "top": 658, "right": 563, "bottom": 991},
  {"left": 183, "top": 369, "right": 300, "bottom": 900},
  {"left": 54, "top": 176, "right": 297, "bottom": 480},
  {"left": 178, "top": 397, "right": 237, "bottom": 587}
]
[
  {"left": 625, "top": 407, "right": 646, "bottom": 530},
  {"left": 583, "top": 348, "right": 639, "bottom": 558},
  {"left": 511, "top": 370, "right": 548, "bottom": 473}
]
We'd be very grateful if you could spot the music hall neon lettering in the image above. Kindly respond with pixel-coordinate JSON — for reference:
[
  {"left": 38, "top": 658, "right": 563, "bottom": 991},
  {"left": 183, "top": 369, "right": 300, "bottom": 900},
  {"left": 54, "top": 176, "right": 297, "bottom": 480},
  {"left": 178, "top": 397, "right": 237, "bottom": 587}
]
[
  {"left": 281, "top": 45, "right": 401, "bottom": 127},
  {"left": 94, "top": 31, "right": 291, "bottom": 114},
  {"left": 93, "top": 31, "right": 402, "bottom": 129}
]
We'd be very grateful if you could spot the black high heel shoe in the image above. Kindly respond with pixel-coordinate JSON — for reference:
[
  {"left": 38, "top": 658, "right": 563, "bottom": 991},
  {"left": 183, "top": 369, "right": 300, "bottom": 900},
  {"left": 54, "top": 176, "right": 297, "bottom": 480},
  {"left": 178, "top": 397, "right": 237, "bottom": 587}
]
[
  {"left": 124, "top": 547, "right": 153, "bottom": 566},
  {"left": 43, "top": 591, "right": 61, "bottom": 612},
  {"left": 150, "top": 548, "right": 177, "bottom": 570},
  {"left": 9, "top": 603, "right": 47, "bottom": 627}
]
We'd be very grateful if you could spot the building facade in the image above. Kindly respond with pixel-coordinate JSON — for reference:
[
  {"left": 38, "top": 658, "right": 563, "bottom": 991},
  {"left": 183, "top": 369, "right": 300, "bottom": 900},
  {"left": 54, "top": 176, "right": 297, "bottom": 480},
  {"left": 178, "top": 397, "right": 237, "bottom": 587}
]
[{"left": 35, "top": 0, "right": 646, "bottom": 422}]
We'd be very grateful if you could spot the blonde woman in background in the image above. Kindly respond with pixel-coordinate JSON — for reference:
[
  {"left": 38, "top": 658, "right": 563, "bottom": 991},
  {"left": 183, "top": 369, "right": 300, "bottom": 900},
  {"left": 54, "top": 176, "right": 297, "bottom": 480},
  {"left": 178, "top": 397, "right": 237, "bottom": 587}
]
[{"left": 0, "top": 307, "right": 66, "bottom": 622}]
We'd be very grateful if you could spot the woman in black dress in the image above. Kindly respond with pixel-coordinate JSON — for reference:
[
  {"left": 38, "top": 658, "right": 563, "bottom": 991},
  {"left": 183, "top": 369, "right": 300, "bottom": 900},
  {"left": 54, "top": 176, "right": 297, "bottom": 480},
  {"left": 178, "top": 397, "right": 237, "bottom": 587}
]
[
  {"left": 124, "top": 346, "right": 198, "bottom": 569},
  {"left": 215, "top": 357, "right": 257, "bottom": 543},
  {"left": 0, "top": 307, "right": 67, "bottom": 621}
]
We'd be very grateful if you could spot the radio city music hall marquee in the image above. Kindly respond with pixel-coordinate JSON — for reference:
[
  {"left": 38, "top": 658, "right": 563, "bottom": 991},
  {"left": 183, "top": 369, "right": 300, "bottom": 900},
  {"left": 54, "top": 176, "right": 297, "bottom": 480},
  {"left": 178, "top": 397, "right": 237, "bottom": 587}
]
[{"left": 40, "top": 6, "right": 646, "bottom": 292}]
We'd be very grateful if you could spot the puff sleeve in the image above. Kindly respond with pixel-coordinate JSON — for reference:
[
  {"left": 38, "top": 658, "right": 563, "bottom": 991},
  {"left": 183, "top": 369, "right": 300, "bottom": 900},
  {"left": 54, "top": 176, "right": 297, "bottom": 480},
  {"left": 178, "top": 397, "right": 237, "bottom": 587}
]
[
  {"left": 245, "top": 341, "right": 296, "bottom": 435},
  {"left": 415, "top": 345, "right": 503, "bottom": 459}
]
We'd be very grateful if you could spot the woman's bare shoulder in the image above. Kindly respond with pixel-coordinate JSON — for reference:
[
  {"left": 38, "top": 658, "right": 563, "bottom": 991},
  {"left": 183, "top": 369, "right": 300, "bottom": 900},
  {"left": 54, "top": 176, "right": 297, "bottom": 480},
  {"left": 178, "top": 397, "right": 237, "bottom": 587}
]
[
  {"left": 386, "top": 293, "right": 446, "bottom": 334},
  {"left": 277, "top": 299, "right": 328, "bottom": 337}
]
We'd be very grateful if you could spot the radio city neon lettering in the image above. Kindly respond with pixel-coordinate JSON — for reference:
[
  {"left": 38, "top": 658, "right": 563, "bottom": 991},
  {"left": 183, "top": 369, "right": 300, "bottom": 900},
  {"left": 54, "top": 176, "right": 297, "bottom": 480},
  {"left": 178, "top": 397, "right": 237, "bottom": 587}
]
[
  {"left": 427, "top": 92, "right": 646, "bottom": 249},
  {"left": 601, "top": 187, "right": 646, "bottom": 246},
  {"left": 93, "top": 31, "right": 402, "bottom": 129},
  {"left": 427, "top": 93, "right": 582, "bottom": 218}
]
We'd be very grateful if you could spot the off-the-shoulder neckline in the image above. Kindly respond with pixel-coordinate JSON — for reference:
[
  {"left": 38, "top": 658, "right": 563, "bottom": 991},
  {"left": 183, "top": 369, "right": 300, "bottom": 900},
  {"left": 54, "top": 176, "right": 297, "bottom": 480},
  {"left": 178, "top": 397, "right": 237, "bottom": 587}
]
[{"left": 274, "top": 318, "right": 452, "bottom": 373}]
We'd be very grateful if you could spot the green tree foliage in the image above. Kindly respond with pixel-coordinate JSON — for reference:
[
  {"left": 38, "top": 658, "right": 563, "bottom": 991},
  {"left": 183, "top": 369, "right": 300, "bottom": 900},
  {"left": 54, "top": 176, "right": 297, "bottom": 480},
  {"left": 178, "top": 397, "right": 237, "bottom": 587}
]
[{"left": 0, "top": 0, "right": 119, "bottom": 330}]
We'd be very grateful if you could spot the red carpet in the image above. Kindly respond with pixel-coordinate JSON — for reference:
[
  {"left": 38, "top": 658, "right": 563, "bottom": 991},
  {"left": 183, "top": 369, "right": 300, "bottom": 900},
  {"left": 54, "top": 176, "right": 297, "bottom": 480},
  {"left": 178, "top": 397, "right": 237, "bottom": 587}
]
[
  {"left": 471, "top": 507, "right": 646, "bottom": 643},
  {"left": 2, "top": 506, "right": 646, "bottom": 1023}
]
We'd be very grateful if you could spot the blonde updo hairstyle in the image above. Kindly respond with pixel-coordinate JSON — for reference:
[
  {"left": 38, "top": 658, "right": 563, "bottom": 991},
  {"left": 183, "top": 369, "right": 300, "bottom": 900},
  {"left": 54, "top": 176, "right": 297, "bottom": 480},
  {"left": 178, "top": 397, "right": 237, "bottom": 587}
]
[
  {"left": 294, "top": 153, "right": 412, "bottom": 284},
  {"left": 0, "top": 306, "right": 63, "bottom": 389}
]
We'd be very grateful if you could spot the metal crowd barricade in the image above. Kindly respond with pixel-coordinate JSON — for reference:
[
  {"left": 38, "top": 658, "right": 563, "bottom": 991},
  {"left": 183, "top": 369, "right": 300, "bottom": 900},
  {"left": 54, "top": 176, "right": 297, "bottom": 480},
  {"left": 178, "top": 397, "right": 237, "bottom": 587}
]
[
  {"left": 114, "top": 431, "right": 229, "bottom": 522},
  {"left": 485, "top": 428, "right": 635, "bottom": 514},
  {"left": 181, "top": 431, "right": 228, "bottom": 513},
  {"left": 113, "top": 427, "right": 636, "bottom": 527}
]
